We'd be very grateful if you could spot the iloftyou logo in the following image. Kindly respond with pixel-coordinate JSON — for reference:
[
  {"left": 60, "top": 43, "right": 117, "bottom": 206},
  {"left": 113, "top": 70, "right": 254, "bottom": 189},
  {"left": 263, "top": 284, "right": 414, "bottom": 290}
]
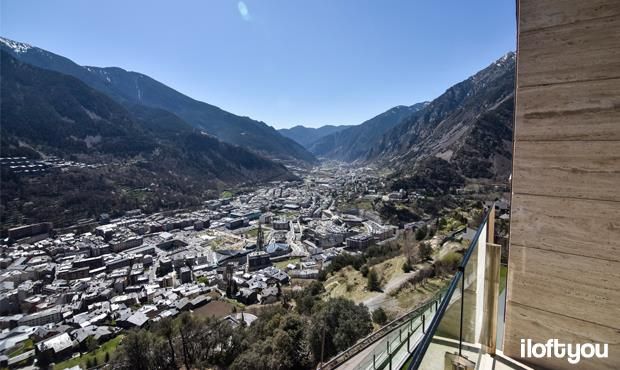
[{"left": 521, "top": 339, "right": 608, "bottom": 364}]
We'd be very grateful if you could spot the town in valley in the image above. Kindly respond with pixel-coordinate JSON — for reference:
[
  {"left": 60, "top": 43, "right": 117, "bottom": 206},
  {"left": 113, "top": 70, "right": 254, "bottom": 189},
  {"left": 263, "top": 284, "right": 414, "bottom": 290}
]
[{"left": 0, "top": 160, "right": 510, "bottom": 369}]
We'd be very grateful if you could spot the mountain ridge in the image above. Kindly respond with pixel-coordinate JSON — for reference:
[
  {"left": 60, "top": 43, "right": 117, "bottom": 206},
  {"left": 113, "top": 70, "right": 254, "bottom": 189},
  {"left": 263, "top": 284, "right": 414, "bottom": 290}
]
[
  {"left": 0, "top": 36, "right": 316, "bottom": 164},
  {"left": 307, "top": 102, "right": 430, "bottom": 162},
  {"left": 1, "top": 50, "right": 298, "bottom": 227},
  {"left": 1, "top": 50, "right": 295, "bottom": 183},
  {"left": 371, "top": 52, "right": 516, "bottom": 187},
  {"left": 278, "top": 124, "right": 353, "bottom": 148}
]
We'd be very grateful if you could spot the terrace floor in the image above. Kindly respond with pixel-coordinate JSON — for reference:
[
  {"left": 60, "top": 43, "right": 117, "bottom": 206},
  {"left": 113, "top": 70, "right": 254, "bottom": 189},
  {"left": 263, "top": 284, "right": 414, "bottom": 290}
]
[{"left": 419, "top": 337, "right": 534, "bottom": 370}]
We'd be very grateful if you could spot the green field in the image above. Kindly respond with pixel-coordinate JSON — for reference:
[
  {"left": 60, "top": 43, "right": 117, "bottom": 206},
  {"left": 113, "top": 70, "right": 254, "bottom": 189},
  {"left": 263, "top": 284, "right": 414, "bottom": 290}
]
[
  {"left": 274, "top": 257, "right": 300, "bottom": 269},
  {"left": 338, "top": 198, "right": 375, "bottom": 212},
  {"left": 7, "top": 338, "right": 34, "bottom": 358},
  {"left": 245, "top": 228, "right": 259, "bottom": 238},
  {"left": 54, "top": 335, "right": 124, "bottom": 370}
]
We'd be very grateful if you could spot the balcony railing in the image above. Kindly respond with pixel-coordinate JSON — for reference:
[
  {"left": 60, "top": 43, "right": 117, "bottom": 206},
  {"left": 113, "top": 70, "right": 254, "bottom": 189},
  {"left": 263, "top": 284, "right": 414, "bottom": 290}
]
[{"left": 405, "top": 206, "right": 501, "bottom": 369}]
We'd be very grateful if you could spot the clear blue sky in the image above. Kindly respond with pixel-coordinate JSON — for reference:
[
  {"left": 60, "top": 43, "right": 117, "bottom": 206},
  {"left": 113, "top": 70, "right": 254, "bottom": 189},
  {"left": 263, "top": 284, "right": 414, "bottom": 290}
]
[{"left": 1, "top": 0, "right": 515, "bottom": 128}]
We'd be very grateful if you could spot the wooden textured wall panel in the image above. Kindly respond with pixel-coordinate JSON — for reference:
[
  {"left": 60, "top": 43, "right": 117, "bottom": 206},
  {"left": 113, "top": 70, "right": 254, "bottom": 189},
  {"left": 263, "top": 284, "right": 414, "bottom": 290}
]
[
  {"left": 518, "top": 16, "right": 620, "bottom": 86},
  {"left": 512, "top": 140, "right": 620, "bottom": 202},
  {"left": 515, "top": 78, "right": 620, "bottom": 141},
  {"left": 510, "top": 194, "right": 620, "bottom": 261},
  {"left": 504, "top": 302, "right": 620, "bottom": 370},
  {"left": 507, "top": 245, "right": 620, "bottom": 329},
  {"left": 507, "top": 0, "right": 620, "bottom": 367},
  {"left": 519, "top": 0, "right": 620, "bottom": 32}
]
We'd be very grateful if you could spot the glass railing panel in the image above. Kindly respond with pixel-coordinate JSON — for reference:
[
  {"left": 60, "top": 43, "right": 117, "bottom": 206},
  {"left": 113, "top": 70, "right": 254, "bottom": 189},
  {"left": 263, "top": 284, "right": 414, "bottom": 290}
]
[
  {"left": 434, "top": 277, "right": 463, "bottom": 341},
  {"left": 352, "top": 294, "right": 445, "bottom": 370},
  {"left": 406, "top": 210, "right": 491, "bottom": 370},
  {"left": 462, "top": 223, "right": 483, "bottom": 346},
  {"left": 414, "top": 281, "right": 463, "bottom": 370}
]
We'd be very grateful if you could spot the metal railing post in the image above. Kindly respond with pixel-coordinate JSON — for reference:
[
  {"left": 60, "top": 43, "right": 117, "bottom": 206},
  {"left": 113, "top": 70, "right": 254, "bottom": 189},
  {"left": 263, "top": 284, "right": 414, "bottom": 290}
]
[
  {"left": 407, "top": 334, "right": 410, "bottom": 352},
  {"left": 422, "top": 314, "right": 425, "bottom": 333},
  {"left": 458, "top": 267, "right": 465, "bottom": 356}
]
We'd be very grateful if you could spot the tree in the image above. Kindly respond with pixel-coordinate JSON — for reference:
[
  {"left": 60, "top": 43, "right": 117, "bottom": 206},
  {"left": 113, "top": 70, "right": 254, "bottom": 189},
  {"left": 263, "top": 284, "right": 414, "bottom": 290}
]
[
  {"left": 415, "top": 226, "right": 427, "bottom": 241},
  {"left": 307, "top": 281, "right": 325, "bottom": 296},
  {"left": 105, "top": 352, "right": 110, "bottom": 363},
  {"left": 418, "top": 242, "right": 433, "bottom": 261},
  {"left": 84, "top": 336, "right": 98, "bottom": 353},
  {"left": 117, "top": 330, "right": 155, "bottom": 370},
  {"left": 296, "top": 294, "right": 317, "bottom": 315},
  {"left": 367, "top": 268, "right": 381, "bottom": 292},
  {"left": 156, "top": 318, "right": 178, "bottom": 369},
  {"left": 360, "top": 264, "right": 369, "bottom": 277},
  {"left": 281, "top": 292, "right": 291, "bottom": 309},
  {"left": 438, "top": 217, "right": 447, "bottom": 230},
  {"left": 295, "top": 281, "right": 325, "bottom": 315},
  {"left": 231, "top": 311, "right": 311, "bottom": 370},
  {"left": 372, "top": 308, "right": 388, "bottom": 325},
  {"left": 402, "top": 260, "right": 413, "bottom": 273},
  {"left": 178, "top": 313, "right": 197, "bottom": 370},
  {"left": 308, "top": 298, "right": 372, "bottom": 363},
  {"left": 36, "top": 345, "right": 52, "bottom": 370},
  {"left": 434, "top": 252, "right": 462, "bottom": 277}
]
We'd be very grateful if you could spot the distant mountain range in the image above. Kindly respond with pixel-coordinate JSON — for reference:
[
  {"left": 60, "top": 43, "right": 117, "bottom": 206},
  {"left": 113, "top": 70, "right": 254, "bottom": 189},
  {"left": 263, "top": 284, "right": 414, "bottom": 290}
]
[
  {"left": 305, "top": 103, "right": 429, "bottom": 161},
  {"left": 278, "top": 125, "right": 352, "bottom": 148},
  {"left": 0, "top": 37, "right": 316, "bottom": 164},
  {"left": 0, "top": 34, "right": 516, "bottom": 223}
]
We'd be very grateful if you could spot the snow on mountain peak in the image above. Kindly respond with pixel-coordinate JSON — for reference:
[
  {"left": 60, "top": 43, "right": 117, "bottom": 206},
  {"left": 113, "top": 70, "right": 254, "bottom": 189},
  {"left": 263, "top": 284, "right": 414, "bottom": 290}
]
[{"left": 0, "top": 37, "right": 33, "bottom": 54}]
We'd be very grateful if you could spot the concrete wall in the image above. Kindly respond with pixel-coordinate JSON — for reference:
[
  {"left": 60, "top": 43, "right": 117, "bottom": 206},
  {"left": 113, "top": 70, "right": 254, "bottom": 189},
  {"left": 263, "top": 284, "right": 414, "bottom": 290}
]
[{"left": 505, "top": 1, "right": 620, "bottom": 369}]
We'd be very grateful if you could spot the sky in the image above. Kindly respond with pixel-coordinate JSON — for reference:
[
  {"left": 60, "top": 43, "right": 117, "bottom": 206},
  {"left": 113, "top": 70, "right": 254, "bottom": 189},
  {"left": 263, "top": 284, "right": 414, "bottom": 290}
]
[{"left": 1, "top": 0, "right": 516, "bottom": 129}]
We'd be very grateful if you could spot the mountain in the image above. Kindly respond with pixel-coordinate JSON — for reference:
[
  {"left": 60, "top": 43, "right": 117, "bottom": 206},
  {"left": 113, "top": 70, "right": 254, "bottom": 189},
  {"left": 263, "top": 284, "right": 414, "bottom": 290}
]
[
  {"left": 307, "top": 103, "right": 429, "bottom": 162},
  {"left": 1, "top": 51, "right": 296, "bottom": 226},
  {"left": 372, "top": 53, "right": 516, "bottom": 190},
  {"left": 0, "top": 37, "right": 316, "bottom": 164},
  {"left": 1, "top": 50, "right": 294, "bottom": 182},
  {"left": 278, "top": 125, "right": 352, "bottom": 148}
]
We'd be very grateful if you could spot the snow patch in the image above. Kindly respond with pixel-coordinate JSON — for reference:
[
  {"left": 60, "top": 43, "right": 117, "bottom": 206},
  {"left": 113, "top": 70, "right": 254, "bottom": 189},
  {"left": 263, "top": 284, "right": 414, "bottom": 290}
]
[
  {"left": 0, "top": 37, "right": 33, "bottom": 53},
  {"left": 82, "top": 107, "right": 102, "bottom": 121}
]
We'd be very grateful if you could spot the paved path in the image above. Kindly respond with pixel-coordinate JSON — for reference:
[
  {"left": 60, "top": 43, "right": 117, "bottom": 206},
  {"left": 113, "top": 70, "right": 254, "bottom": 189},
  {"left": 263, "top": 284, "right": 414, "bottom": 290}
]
[
  {"left": 362, "top": 234, "right": 462, "bottom": 312},
  {"left": 362, "top": 271, "right": 416, "bottom": 311}
]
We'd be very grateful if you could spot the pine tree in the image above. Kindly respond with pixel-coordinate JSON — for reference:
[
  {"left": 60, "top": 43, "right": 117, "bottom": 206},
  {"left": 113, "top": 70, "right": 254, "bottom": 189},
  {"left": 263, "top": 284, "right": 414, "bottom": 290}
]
[
  {"left": 415, "top": 226, "right": 427, "bottom": 241},
  {"left": 367, "top": 269, "right": 381, "bottom": 292},
  {"left": 418, "top": 242, "right": 433, "bottom": 261}
]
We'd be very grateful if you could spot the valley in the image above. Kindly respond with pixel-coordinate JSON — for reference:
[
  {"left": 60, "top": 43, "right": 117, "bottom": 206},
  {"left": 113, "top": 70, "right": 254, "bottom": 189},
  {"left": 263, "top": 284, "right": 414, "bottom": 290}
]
[{"left": 0, "top": 36, "right": 513, "bottom": 370}]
